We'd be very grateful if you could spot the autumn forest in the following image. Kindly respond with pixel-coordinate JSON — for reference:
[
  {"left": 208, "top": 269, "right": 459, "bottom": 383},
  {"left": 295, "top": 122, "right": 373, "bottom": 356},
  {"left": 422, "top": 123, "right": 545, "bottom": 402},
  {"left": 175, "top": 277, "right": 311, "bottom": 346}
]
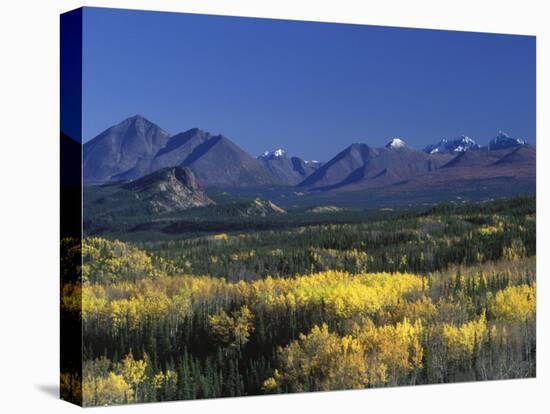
[{"left": 60, "top": 196, "right": 536, "bottom": 406}]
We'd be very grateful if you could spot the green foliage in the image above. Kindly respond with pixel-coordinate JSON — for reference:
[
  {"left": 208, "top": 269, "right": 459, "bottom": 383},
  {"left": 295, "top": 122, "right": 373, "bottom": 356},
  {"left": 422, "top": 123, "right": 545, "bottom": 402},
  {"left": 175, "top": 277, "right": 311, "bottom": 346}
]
[
  {"left": 73, "top": 196, "right": 536, "bottom": 405},
  {"left": 125, "top": 196, "right": 536, "bottom": 281},
  {"left": 209, "top": 306, "right": 255, "bottom": 350}
]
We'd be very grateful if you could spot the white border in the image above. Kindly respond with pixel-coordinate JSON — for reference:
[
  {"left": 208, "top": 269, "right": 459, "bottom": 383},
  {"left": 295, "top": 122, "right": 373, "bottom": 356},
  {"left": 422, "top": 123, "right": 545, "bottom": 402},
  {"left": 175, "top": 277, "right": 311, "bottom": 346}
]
[{"left": 0, "top": 1, "right": 547, "bottom": 413}]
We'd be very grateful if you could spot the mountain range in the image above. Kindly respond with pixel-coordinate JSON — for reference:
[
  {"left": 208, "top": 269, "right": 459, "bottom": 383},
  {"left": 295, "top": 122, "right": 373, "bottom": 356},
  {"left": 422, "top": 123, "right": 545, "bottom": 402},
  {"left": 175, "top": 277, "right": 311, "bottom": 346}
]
[
  {"left": 83, "top": 115, "right": 535, "bottom": 203},
  {"left": 257, "top": 148, "right": 323, "bottom": 185},
  {"left": 84, "top": 116, "right": 279, "bottom": 188},
  {"left": 423, "top": 132, "right": 526, "bottom": 154}
]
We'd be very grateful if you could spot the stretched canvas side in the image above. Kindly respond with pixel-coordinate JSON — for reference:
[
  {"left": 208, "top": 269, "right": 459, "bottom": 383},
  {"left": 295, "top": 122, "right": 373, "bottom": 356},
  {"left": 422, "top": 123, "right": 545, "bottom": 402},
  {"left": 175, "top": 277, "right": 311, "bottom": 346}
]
[{"left": 60, "top": 7, "right": 83, "bottom": 407}]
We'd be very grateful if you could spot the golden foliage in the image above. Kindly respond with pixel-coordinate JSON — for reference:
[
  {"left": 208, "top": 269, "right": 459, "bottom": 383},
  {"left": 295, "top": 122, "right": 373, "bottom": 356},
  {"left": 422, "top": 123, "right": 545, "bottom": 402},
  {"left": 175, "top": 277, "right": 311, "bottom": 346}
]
[
  {"left": 60, "top": 372, "right": 82, "bottom": 404},
  {"left": 358, "top": 318, "right": 424, "bottom": 386},
  {"left": 212, "top": 233, "right": 229, "bottom": 241},
  {"left": 478, "top": 222, "right": 504, "bottom": 236},
  {"left": 120, "top": 353, "right": 147, "bottom": 389},
  {"left": 153, "top": 370, "right": 178, "bottom": 393},
  {"left": 442, "top": 311, "right": 487, "bottom": 359},
  {"left": 61, "top": 282, "right": 82, "bottom": 313},
  {"left": 81, "top": 353, "right": 147, "bottom": 406},
  {"left": 82, "top": 237, "right": 161, "bottom": 283},
  {"left": 263, "top": 324, "right": 369, "bottom": 392},
  {"left": 385, "top": 296, "right": 437, "bottom": 324},
  {"left": 83, "top": 372, "right": 133, "bottom": 406},
  {"left": 77, "top": 236, "right": 536, "bottom": 398},
  {"left": 490, "top": 284, "right": 536, "bottom": 322},
  {"left": 265, "top": 319, "right": 424, "bottom": 392},
  {"left": 246, "top": 271, "right": 424, "bottom": 318},
  {"left": 82, "top": 271, "right": 424, "bottom": 330},
  {"left": 209, "top": 305, "right": 254, "bottom": 349},
  {"left": 502, "top": 239, "right": 528, "bottom": 261}
]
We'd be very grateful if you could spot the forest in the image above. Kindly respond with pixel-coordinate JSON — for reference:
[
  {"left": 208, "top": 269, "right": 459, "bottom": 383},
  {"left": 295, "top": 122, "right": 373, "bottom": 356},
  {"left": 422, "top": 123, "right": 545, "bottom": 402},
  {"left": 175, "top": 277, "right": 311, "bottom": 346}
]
[{"left": 61, "top": 196, "right": 536, "bottom": 406}]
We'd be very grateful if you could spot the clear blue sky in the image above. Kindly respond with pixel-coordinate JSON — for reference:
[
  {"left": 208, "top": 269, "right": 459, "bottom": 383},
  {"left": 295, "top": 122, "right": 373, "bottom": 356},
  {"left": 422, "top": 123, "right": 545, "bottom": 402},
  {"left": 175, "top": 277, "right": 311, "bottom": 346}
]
[{"left": 82, "top": 7, "right": 535, "bottom": 161}]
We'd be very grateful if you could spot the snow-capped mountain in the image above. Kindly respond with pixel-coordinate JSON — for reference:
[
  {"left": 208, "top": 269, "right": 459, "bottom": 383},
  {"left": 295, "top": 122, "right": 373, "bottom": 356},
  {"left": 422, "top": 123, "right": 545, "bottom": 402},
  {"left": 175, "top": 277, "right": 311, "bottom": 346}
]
[
  {"left": 259, "top": 148, "right": 287, "bottom": 160},
  {"left": 84, "top": 115, "right": 534, "bottom": 201},
  {"left": 488, "top": 131, "right": 526, "bottom": 150},
  {"left": 423, "top": 136, "right": 480, "bottom": 154},
  {"left": 386, "top": 138, "right": 407, "bottom": 149},
  {"left": 257, "top": 148, "right": 323, "bottom": 185}
]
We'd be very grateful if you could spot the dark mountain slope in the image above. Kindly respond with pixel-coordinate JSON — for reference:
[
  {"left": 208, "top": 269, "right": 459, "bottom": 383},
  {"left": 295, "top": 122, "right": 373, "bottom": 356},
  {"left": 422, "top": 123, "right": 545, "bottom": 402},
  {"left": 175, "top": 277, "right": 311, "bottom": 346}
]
[
  {"left": 84, "top": 118, "right": 283, "bottom": 188},
  {"left": 177, "top": 135, "right": 282, "bottom": 188},
  {"left": 303, "top": 145, "right": 449, "bottom": 192},
  {"left": 83, "top": 115, "right": 170, "bottom": 184},
  {"left": 258, "top": 149, "right": 322, "bottom": 185},
  {"left": 150, "top": 128, "right": 212, "bottom": 170},
  {"left": 493, "top": 146, "right": 536, "bottom": 167},
  {"left": 441, "top": 149, "right": 505, "bottom": 169},
  {"left": 298, "top": 143, "right": 378, "bottom": 189}
]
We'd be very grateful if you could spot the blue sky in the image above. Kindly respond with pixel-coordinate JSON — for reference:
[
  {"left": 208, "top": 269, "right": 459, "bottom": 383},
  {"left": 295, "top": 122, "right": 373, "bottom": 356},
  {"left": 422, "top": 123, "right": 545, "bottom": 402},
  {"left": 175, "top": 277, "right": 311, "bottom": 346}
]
[{"left": 82, "top": 7, "right": 535, "bottom": 161}]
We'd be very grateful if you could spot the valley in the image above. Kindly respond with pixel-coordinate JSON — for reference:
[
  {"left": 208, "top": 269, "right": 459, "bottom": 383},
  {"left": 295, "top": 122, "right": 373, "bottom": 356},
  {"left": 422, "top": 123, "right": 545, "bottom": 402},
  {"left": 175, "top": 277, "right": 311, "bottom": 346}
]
[
  {"left": 66, "top": 115, "right": 537, "bottom": 405},
  {"left": 81, "top": 115, "right": 535, "bottom": 240},
  {"left": 63, "top": 196, "right": 536, "bottom": 404}
]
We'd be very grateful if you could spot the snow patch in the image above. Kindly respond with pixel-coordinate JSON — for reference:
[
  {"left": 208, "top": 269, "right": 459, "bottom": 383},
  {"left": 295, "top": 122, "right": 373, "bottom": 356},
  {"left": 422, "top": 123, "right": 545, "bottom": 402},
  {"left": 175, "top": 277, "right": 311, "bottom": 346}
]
[
  {"left": 424, "top": 136, "right": 480, "bottom": 154},
  {"left": 259, "top": 148, "right": 287, "bottom": 160},
  {"left": 386, "top": 138, "right": 407, "bottom": 149}
]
